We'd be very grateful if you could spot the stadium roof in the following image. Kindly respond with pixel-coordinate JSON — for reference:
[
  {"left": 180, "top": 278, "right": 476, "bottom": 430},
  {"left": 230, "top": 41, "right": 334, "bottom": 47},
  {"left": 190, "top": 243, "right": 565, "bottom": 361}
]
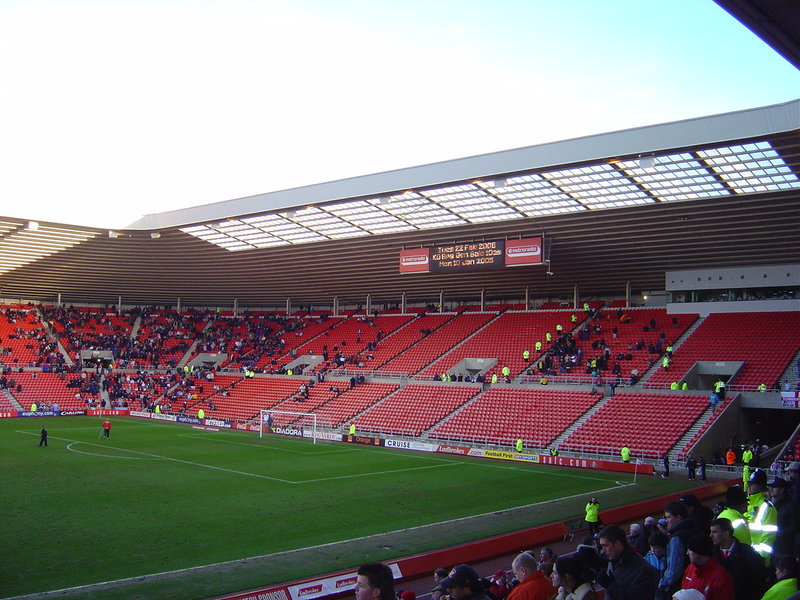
[{"left": 1, "top": 98, "right": 799, "bottom": 307}]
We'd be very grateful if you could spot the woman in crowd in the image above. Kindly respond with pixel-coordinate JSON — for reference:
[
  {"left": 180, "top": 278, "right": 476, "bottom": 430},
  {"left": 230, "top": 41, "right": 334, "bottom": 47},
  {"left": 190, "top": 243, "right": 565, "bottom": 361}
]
[
  {"left": 762, "top": 555, "right": 799, "bottom": 600},
  {"left": 550, "top": 555, "right": 598, "bottom": 600}
]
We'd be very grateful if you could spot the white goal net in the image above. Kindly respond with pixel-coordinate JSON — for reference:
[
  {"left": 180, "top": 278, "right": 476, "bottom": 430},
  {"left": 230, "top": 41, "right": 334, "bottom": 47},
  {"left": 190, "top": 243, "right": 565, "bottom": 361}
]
[{"left": 259, "top": 409, "right": 319, "bottom": 443}]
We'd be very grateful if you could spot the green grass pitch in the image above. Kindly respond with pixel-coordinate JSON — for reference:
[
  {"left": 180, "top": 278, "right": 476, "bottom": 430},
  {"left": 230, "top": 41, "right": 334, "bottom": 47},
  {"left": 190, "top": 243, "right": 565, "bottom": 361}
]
[{"left": 1, "top": 416, "right": 692, "bottom": 599}]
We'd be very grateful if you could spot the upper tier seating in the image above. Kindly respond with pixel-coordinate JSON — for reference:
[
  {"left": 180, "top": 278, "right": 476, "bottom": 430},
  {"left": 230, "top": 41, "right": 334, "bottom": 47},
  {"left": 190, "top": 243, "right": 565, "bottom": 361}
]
[
  {"left": 358, "top": 314, "right": 454, "bottom": 371},
  {"left": 648, "top": 311, "right": 800, "bottom": 388},
  {"left": 254, "top": 317, "right": 342, "bottom": 368},
  {"left": 567, "top": 309, "right": 697, "bottom": 381},
  {"left": 0, "top": 307, "right": 47, "bottom": 364},
  {"left": 418, "top": 311, "right": 574, "bottom": 380},
  {"left": 429, "top": 388, "right": 600, "bottom": 446},
  {"left": 354, "top": 384, "right": 481, "bottom": 436},
  {"left": 380, "top": 313, "right": 495, "bottom": 375},
  {"left": 277, "top": 315, "right": 413, "bottom": 370},
  {"left": 559, "top": 392, "right": 709, "bottom": 458}
]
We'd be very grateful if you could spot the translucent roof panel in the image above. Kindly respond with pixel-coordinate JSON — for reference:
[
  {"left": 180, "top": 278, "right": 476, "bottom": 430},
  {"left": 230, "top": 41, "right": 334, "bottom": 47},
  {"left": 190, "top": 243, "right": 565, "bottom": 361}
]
[
  {"left": 697, "top": 142, "right": 800, "bottom": 194},
  {"left": 181, "top": 139, "right": 799, "bottom": 252},
  {"left": 618, "top": 153, "right": 731, "bottom": 202},
  {"left": 0, "top": 223, "right": 99, "bottom": 274}
]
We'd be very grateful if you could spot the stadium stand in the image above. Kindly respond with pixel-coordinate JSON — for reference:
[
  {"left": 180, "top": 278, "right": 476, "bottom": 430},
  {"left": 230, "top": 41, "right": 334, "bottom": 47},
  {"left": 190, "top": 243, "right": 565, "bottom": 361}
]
[
  {"left": 187, "top": 376, "right": 304, "bottom": 421},
  {"left": 418, "top": 311, "right": 577, "bottom": 380},
  {"left": 559, "top": 392, "right": 710, "bottom": 458},
  {"left": 9, "top": 371, "right": 102, "bottom": 410},
  {"left": 311, "top": 381, "right": 400, "bottom": 428},
  {"left": 353, "top": 383, "right": 481, "bottom": 436},
  {"left": 380, "top": 312, "right": 495, "bottom": 375},
  {"left": 429, "top": 387, "right": 600, "bottom": 447},
  {"left": 567, "top": 308, "right": 698, "bottom": 382},
  {"left": 0, "top": 305, "right": 48, "bottom": 365},
  {"left": 357, "top": 313, "right": 455, "bottom": 371},
  {"left": 648, "top": 311, "right": 800, "bottom": 388},
  {"left": 276, "top": 314, "right": 413, "bottom": 370}
]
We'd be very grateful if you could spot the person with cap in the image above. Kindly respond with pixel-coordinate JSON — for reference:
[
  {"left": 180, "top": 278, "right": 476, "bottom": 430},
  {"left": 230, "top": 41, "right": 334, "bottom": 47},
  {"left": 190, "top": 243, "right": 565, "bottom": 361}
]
[
  {"left": 635, "top": 516, "right": 658, "bottom": 556},
  {"left": 743, "top": 446, "right": 754, "bottom": 466},
  {"left": 710, "top": 517, "right": 770, "bottom": 600},
  {"left": 355, "top": 562, "right": 395, "bottom": 600},
  {"left": 438, "top": 565, "right": 492, "bottom": 600},
  {"left": 767, "top": 477, "right": 799, "bottom": 557},
  {"left": 487, "top": 570, "right": 508, "bottom": 600},
  {"left": 681, "top": 493, "right": 715, "bottom": 534},
  {"left": 718, "top": 485, "right": 753, "bottom": 545},
  {"left": 507, "top": 552, "right": 556, "bottom": 600},
  {"left": 760, "top": 554, "right": 800, "bottom": 600},
  {"left": 746, "top": 469, "right": 778, "bottom": 562},
  {"left": 596, "top": 524, "right": 658, "bottom": 600},
  {"left": 431, "top": 568, "right": 449, "bottom": 600},
  {"left": 784, "top": 461, "right": 800, "bottom": 505},
  {"left": 680, "top": 533, "right": 735, "bottom": 600},
  {"left": 658, "top": 501, "right": 701, "bottom": 600}
]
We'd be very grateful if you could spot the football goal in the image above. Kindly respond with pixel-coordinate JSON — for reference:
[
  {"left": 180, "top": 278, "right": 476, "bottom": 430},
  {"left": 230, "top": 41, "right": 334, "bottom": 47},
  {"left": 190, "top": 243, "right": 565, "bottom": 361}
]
[{"left": 259, "top": 409, "right": 319, "bottom": 443}]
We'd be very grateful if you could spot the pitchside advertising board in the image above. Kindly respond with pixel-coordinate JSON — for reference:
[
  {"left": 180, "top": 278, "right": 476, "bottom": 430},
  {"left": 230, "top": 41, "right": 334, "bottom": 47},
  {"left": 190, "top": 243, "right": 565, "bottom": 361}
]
[{"left": 399, "top": 237, "right": 543, "bottom": 273}]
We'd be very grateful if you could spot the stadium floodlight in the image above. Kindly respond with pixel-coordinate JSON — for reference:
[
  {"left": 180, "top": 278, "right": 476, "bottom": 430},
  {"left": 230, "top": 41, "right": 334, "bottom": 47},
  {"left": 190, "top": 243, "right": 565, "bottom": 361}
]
[{"left": 260, "top": 409, "right": 319, "bottom": 444}]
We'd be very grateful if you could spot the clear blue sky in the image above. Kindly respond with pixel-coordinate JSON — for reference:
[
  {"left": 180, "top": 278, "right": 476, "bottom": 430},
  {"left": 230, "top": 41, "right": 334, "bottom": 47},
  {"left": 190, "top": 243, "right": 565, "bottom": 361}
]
[{"left": 0, "top": 0, "right": 797, "bottom": 228}]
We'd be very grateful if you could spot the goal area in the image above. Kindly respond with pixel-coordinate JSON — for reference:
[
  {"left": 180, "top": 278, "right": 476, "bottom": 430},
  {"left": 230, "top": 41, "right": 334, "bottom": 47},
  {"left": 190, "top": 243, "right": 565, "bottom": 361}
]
[{"left": 259, "top": 409, "right": 320, "bottom": 443}]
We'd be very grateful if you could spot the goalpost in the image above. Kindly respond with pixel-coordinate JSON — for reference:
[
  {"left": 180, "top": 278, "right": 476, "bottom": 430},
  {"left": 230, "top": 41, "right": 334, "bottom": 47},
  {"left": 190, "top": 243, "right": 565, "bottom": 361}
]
[{"left": 259, "top": 409, "right": 319, "bottom": 444}]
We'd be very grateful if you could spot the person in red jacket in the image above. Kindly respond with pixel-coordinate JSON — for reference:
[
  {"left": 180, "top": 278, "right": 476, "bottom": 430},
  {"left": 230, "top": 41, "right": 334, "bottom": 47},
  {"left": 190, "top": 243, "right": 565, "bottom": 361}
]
[
  {"left": 507, "top": 552, "right": 556, "bottom": 600},
  {"left": 102, "top": 419, "right": 112, "bottom": 439},
  {"left": 681, "top": 534, "right": 734, "bottom": 600}
]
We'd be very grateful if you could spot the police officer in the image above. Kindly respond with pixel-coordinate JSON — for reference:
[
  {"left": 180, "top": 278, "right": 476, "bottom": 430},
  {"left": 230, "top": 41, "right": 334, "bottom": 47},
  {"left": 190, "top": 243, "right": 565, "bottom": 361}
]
[{"left": 747, "top": 469, "right": 778, "bottom": 563}]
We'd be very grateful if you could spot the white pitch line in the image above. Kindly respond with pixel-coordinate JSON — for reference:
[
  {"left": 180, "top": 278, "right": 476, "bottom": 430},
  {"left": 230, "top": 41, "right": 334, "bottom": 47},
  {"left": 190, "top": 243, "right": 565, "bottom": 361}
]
[
  {"left": 65, "top": 442, "right": 156, "bottom": 460},
  {"left": 15, "top": 431, "right": 455, "bottom": 485},
  {"left": 16, "top": 432, "right": 298, "bottom": 483},
  {"left": 300, "top": 462, "right": 454, "bottom": 483}
]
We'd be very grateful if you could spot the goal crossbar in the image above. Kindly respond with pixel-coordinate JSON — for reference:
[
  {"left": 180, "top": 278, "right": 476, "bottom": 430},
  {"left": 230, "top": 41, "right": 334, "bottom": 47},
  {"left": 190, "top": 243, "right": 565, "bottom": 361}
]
[{"left": 259, "top": 409, "right": 318, "bottom": 444}]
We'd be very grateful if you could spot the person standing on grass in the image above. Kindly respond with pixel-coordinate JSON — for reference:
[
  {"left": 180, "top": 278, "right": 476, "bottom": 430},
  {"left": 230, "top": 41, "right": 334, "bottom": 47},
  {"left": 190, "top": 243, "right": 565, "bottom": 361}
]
[
  {"left": 585, "top": 497, "right": 601, "bottom": 537},
  {"left": 355, "top": 563, "right": 395, "bottom": 600},
  {"left": 39, "top": 426, "right": 47, "bottom": 447},
  {"left": 102, "top": 419, "right": 112, "bottom": 439}
]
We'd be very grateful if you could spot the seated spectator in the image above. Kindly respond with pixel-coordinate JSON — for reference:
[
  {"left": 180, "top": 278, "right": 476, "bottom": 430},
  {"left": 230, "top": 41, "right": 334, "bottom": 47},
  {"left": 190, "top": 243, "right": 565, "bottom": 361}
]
[
  {"left": 487, "top": 570, "right": 508, "bottom": 600},
  {"left": 644, "top": 531, "right": 668, "bottom": 578},
  {"left": 550, "top": 555, "right": 599, "bottom": 600}
]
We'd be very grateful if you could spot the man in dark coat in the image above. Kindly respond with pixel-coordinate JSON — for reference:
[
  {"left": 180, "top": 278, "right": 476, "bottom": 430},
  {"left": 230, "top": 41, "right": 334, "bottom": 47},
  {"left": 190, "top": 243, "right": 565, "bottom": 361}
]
[{"left": 597, "top": 524, "right": 658, "bottom": 600}]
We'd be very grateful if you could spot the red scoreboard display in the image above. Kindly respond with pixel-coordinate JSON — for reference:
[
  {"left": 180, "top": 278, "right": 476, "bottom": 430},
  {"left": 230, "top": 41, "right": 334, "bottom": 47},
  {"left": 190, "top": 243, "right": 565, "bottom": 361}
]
[{"left": 399, "top": 237, "right": 542, "bottom": 273}]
